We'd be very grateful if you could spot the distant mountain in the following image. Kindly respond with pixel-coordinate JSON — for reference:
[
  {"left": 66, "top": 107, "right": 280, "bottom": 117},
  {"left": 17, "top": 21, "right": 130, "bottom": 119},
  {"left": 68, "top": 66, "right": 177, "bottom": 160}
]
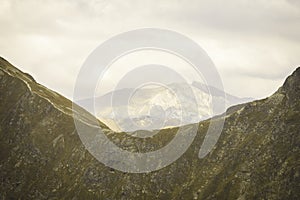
[
  {"left": 0, "top": 57, "right": 299, "bottom": 199},
  {"left": 77, "top": 82, "right": 253, "bottom": 132}
]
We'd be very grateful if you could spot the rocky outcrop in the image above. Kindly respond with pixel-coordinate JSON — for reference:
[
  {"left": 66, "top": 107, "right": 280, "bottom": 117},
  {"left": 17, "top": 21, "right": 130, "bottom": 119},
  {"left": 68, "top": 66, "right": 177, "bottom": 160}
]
[{"left": 0, "top": 57, "right": 299, "bottom": 199}]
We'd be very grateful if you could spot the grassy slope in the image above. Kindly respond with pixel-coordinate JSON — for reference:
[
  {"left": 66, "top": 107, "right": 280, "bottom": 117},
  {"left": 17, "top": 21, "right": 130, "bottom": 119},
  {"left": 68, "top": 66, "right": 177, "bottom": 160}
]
[{"left": 0, "top": 57, "right": 299, "bottom": 199}]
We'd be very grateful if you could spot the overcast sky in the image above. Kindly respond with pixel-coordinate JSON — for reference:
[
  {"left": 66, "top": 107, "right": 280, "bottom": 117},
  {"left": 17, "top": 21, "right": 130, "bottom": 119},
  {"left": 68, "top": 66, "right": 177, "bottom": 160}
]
[{"left": 0, "top": 0, "right": 299, "bottom": 99}]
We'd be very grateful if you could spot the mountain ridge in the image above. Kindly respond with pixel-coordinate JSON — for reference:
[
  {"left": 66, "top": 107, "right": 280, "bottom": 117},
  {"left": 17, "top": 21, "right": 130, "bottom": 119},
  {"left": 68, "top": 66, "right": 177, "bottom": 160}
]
[{"left": 0, "top": 57, "right": 299, "bottom": 199}]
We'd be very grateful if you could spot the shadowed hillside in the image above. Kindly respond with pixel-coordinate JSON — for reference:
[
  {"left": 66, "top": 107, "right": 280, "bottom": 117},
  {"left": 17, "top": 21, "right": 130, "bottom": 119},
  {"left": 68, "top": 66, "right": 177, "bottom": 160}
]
[{"left": 0, "top": 57, "right": 299, "bottom": 199}]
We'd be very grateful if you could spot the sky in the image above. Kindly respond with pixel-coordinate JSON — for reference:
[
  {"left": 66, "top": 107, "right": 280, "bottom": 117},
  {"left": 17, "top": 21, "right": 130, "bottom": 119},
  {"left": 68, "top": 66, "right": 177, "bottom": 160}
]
[{"left": 0, "top": 0, "right": 299, "bottom": 100}]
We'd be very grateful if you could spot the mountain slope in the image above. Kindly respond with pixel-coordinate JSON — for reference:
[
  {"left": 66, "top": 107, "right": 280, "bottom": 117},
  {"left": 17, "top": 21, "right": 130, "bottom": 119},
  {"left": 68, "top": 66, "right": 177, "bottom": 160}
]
[{"left": 0, "top": 57, "right": 299, "bottom": 199}]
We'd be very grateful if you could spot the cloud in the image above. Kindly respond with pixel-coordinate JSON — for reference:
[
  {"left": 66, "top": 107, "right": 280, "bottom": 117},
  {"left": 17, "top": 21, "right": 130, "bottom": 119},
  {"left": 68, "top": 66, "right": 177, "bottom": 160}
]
[{"left": 0, "top": 0, "right": 299, "bottom": 99}]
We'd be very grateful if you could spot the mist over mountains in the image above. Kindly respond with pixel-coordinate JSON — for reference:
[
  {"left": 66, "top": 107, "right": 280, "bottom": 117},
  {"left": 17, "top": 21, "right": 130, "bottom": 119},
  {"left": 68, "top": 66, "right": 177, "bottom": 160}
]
[{"left": 77, "top": 82, "right": 253, "bottom": 132}]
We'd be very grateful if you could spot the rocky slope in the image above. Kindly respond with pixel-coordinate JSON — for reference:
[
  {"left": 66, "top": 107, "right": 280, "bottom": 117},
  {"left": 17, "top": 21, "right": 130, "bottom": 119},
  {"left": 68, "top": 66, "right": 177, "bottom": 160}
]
[{"left": 0, "top": 57, "right": 299, "bottom": 199}]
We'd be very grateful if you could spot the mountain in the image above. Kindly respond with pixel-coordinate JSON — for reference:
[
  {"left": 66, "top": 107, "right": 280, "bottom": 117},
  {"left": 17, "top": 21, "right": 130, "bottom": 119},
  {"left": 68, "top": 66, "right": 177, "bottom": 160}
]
[
  {"left": 0, "top": 57, "right": 299, "bottom": 199},
  {"left": 77, "top": 82, "right": 253, "bottom": 132}
]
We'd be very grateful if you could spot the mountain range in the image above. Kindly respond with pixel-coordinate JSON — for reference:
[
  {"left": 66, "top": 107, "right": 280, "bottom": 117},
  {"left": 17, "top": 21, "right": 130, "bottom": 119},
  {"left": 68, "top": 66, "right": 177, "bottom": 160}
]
[{"left": 0, "top": 57, "right": 299, "bottom": 199}]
